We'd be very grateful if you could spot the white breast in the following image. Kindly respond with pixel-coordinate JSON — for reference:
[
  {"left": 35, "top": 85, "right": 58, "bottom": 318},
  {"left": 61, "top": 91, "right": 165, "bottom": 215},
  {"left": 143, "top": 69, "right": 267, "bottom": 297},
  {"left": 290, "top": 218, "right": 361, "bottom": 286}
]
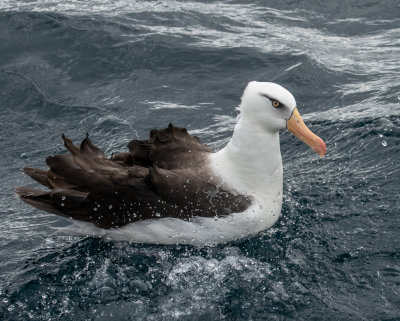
[{"left": 56, "top": 115, "right": 284, "bottom": 246}]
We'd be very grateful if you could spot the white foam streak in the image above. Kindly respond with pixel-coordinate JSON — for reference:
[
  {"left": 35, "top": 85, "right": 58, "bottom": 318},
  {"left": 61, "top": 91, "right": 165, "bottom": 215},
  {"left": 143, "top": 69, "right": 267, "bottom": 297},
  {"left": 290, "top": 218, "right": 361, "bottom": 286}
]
[
  {"left": 2, "top": 0, "right": 399, "bottom": 77},
  {"left": 143, "top": 100, "right": 199, "bottom": 110},
  {"left": 304, "top": 102, "right": 400, "bottom": 122}
]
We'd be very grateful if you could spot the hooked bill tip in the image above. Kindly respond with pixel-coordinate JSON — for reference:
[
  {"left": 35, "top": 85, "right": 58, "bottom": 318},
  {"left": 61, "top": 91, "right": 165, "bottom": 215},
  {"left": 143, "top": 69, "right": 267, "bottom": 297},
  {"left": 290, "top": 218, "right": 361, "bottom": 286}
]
[{"left": 314, "top": 137, "right": 326, "bottom": 157}]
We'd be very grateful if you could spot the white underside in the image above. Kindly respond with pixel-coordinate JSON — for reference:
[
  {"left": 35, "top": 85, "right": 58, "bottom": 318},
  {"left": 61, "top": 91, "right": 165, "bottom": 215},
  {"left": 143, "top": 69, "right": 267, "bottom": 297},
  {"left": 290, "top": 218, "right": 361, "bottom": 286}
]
[
  {"left": 56, "top": 197, "right": 281, "bottom": 246},
  {"left": 56, "top": 97, "right": 286, "bottom": 246},
  {"left": 56, "top": 115, "right": 284, "bottom": 245},
  {"left": 56, "top": 139, "right": 284, "bottom": 246}
]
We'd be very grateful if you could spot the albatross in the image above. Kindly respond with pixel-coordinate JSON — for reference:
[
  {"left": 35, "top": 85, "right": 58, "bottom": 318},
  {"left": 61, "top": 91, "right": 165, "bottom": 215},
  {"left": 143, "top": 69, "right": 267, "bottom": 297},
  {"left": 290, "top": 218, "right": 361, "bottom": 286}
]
[{"left": 16, "top": 81, "right": 326, "bottom": 245}]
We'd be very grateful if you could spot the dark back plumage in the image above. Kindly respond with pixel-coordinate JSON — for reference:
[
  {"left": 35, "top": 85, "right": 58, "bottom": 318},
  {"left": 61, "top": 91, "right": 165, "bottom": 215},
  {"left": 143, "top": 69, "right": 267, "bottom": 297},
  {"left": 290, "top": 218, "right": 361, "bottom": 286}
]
[{"left": 16, "top": 124, "right": 251, "bottom": 228}]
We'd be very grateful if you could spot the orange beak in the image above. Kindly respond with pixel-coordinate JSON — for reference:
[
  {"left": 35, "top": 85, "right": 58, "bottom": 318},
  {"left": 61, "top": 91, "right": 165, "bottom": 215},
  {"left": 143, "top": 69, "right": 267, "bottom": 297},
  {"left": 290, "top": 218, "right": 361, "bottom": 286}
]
[{"left": 287, "top": 108, "right": 326, "bottom": 157}]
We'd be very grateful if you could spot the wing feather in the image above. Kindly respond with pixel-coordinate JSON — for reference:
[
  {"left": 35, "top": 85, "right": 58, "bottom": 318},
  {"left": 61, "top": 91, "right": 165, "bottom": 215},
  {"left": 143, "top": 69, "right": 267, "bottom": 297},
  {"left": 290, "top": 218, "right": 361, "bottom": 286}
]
[{"left": 16, "top": 125, "right": 252, "bottom": 229}]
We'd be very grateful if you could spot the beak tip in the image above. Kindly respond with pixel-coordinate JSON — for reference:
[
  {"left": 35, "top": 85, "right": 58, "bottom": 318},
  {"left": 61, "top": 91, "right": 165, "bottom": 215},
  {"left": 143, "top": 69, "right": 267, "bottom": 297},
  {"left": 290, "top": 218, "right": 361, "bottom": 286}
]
[
  {"left": 287, "top": 108, "right": 326, "bottom": 158},
  {"left": 316, "top": 139, "right": 326, "bottom": 158}
]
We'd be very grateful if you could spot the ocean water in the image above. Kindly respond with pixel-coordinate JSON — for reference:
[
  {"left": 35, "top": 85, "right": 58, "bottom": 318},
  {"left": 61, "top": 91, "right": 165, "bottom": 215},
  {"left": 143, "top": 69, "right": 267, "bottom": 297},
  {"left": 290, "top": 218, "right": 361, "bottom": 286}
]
[{"left": 0, "top": 0, "right": 399, "bottom": 320}]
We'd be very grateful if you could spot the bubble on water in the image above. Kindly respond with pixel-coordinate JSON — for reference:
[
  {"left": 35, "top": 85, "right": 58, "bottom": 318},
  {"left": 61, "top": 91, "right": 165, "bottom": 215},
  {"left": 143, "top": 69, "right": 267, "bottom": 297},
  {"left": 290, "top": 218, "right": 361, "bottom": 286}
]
[
  {"left": 61, "top": 203, "right": 64, "bottom": 207},
  {"left": 155, "top": 213, "right": 161, "bottom": 217},
  {"left": 109, "top": 205, "right": 113, "bottom": 209},
  {"left": 93, "top": 207, "right": 98, "bottom": 211},
  {"left": 61, "top": 196, "right": 66, "bottom": 200},
  {"left": 382, "top": 140, "right": 387, "bottom": 147}
]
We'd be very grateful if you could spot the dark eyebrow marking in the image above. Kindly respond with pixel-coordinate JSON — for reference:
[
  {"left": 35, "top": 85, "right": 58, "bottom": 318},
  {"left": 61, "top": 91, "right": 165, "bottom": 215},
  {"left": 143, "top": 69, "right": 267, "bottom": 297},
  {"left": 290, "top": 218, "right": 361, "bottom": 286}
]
[
  {"left": 259, "top": 93, "right": 285, "bottom": 108},
  {"left": 260, "top": 93, "right": 272, "bottom": 99}
]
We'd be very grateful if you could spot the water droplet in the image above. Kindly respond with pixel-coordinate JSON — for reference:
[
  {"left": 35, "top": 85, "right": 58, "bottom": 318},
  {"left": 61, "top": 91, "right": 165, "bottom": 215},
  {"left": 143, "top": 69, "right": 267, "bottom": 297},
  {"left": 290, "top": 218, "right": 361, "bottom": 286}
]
[
  {"left": 93, "top": 207, "right": 98, "bottom": 211},
  {"left": 61, "top": 203, "right": 64, "bottom": 207},
  {"left": 61, "top": 196, "right": 66, "bottom": 201},
  {"left": 109, "top": 205, "right": 113, "bottom": 209},
  {"left": 382, "top": 140, "right": 387, "bottom": 147}
]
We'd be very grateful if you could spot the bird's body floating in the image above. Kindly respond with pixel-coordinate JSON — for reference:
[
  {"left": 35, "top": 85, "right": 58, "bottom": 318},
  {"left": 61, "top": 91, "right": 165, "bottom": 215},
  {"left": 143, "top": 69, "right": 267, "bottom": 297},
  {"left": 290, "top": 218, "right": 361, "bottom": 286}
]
[{"left": 16, "top": 82, "right": 326, "bottom": 245}]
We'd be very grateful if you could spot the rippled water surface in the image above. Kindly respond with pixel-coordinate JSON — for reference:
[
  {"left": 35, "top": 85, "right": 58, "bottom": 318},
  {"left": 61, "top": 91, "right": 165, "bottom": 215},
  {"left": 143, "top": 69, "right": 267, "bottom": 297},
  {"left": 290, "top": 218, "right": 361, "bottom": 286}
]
[{"left": 0, "top": 0, "right": 399, "bottom": 320}]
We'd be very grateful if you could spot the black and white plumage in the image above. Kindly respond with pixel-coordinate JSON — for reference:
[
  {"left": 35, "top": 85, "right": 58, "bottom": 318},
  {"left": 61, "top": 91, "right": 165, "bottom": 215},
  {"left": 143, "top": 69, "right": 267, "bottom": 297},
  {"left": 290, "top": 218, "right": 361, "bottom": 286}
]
[{"left": 16, "top": 81, "right": 326, "bottom": 245}]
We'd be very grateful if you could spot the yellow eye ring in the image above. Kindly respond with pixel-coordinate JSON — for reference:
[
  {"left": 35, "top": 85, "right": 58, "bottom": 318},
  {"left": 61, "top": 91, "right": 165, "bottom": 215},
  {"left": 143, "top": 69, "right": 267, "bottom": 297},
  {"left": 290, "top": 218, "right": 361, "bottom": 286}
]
[{"left": 272, "top": 100, "right": 280, "bottom": 108}]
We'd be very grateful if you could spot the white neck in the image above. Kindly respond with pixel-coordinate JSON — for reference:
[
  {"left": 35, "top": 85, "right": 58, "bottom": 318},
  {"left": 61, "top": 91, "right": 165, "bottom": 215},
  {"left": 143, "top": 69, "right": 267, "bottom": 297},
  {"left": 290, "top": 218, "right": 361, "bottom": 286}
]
[{"left": 209, "top": 114, "right": 283, "bottom": 202}]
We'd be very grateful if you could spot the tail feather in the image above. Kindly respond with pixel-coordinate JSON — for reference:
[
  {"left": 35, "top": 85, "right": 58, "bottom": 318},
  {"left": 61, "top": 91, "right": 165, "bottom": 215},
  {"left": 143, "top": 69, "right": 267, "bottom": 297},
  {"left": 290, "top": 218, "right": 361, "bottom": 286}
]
[
  {"left": 22, "top": 168, "right": 52, "bottom": 188},
  {"left": 15, "top": 187, "right": 65, "bottom": 215},
  {"left": 80, "top": 133, "right": 105, "bottom": 159},
  {"left": 16, "top": 134, "right": 137, "bottom": 227},
  {"left": 61, "top": 133, "right": 80, "bottom": 155},
  {"left": 49, "top": 189, "right": 89, "bottom": 209},
  {"left": 16, "top": 186, "right": 90, "bottom": 219},
  {"left": 47, "top": 170, "right": 77, "bottom": 189}
]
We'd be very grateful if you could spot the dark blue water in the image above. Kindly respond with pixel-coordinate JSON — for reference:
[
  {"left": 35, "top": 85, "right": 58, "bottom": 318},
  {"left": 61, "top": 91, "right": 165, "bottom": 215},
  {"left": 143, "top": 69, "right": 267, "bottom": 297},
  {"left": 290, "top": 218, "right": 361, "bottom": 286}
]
[{"left": 1, "top": 0, "right": 399, "bottom": 320}]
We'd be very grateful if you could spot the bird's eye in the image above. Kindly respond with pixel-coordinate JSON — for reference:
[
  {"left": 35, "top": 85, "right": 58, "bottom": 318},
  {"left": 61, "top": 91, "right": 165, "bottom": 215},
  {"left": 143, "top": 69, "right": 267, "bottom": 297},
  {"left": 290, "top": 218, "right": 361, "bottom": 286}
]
[{"left": 272, "top": 100, "right": 281, "bottom": 108}]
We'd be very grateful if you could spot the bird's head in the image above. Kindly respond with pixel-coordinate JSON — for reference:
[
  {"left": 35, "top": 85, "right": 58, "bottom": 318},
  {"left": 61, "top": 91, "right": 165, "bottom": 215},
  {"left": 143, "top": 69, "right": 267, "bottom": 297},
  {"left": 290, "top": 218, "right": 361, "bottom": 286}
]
[{"left": 240, "top": 81, "right": 326, "bottom": 157}]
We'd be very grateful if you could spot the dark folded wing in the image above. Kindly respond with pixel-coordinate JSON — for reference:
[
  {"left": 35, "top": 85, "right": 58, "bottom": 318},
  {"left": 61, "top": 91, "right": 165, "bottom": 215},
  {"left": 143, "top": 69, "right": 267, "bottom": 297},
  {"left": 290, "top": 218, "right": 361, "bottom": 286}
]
[
  {"left": 16, "top": 126, "right": 251, "bottom": 229},
  {"left": 125, "top": 123, "right": 214, "bottom": 169}
]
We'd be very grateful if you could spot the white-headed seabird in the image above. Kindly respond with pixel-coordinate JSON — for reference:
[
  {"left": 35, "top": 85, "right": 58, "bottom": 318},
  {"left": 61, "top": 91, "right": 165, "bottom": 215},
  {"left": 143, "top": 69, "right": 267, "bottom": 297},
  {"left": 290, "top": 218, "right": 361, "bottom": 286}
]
[{"left": 16, "top": 81, "right": 326, "bottom": 245}]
